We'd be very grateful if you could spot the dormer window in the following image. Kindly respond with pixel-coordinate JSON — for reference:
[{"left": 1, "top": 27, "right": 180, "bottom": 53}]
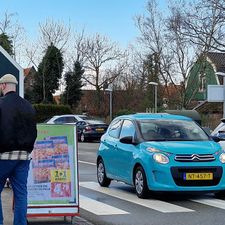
[{"left": 199, "top": 72, "right": 206, "bottom": 92}]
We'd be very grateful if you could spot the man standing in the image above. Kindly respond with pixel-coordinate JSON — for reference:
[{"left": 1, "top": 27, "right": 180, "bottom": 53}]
[{"left": 0, "top": 74, "right": 37, "bottom": 225}]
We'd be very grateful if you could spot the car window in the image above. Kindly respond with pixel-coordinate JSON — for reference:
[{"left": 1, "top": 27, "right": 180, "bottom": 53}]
[
  {"left": 76, "top": 121, "right": 86, "bottom": 126},
  {"left": 138, "top": 119, "right": 209, "bottom": 141},
  {"left": 108, "top": 119, "right": 123, "bottom": 138},
  {"left": 54, "top": 117, "right": 66, "bottom": 124},
  {"left": 64, "top": 116, "right": 77, "bottom": 123},
  {"left": 119, "top": 120, "right": 135, "bottom": 139},
  {"left": 54, "top": 116, "right": 77, "bottom": 124}
]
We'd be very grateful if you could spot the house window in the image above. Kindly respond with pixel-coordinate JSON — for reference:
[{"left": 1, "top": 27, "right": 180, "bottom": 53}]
[{"left": 199, "top": 73, "right": 206, "bottom": 92}]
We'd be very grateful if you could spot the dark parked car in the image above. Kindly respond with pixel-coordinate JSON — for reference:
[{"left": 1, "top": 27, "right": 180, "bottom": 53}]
[{"left": 76, "top": 120, "right": 108, "bottom": 142}]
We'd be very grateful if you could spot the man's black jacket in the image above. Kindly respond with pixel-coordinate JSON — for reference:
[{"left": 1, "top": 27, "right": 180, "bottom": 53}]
[{"left": 0, "top": 91, "right": 37, "bottom": 153}]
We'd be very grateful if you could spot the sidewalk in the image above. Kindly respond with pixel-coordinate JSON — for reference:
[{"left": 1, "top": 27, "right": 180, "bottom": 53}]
[{"left": 2, "top": 187, "right": 93, "bottom": 225}]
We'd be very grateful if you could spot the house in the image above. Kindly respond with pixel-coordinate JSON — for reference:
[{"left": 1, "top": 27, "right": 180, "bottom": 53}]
[
  {"left": 186, "top": 52, "right": 225, "bottom": 105},
  {"left": 24, "top": 66, "right": 36, "bottom": 92},
  {"left": 186, "top": 52, "right": 225, "bottom": 128}
]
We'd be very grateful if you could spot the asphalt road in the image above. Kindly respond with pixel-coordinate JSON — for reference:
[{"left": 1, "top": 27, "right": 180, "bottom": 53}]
[
  {"left": 78, "top": 142, "right": 225, "bottom": 225},
  {"left": 3, "top": 142, "right": 225, "bottom": 225}
]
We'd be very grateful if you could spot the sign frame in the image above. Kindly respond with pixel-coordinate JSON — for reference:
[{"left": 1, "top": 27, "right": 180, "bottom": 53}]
[{"left": 27, "top": 124, "right": 79, "bottom": 218}]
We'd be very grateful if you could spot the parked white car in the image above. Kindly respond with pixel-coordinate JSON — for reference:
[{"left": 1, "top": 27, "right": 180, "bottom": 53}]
[
  {"left": 46, "top": 114, "right": 90, "bottom": 125},
  {"left": 211, "top": 118, "right": 225, "bottom": 149}
]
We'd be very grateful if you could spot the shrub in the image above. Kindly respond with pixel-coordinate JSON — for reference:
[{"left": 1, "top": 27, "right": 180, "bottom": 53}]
[
  {"left": 33, "top": 104, "right": 72, "bottom": 123},
  {"left": 114, "top": 109, "right": 136, "bottom": 117}
]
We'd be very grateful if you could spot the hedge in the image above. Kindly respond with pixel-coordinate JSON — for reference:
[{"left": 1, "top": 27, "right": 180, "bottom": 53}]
[{"left": 33, "top": 104, "right": 72, "bottom": 123}]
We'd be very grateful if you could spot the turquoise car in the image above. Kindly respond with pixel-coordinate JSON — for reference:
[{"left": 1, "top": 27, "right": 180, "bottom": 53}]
[{"left": 97, "top": 113, "right": 225, "bottom": 198}]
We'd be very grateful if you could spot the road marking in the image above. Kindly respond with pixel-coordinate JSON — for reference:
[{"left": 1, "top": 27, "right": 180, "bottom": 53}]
[
  {"left": 191, "top": 197, "right": 225, "bottom": 210},
  {"left": 80, "top": 195, "right": 130, "bottom": 215},
  {"left": 79, "top": 160, "right": 96, "bottom": 166},
  {"left": 80, "top": 182, "right": 194, "bottom": 213}
]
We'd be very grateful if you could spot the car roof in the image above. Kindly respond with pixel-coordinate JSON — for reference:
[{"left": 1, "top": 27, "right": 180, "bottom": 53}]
[
  {"left": 52, "top": 114, "right": 85, "bottom": 117},
  {"left": 85, "top": 120, "right": 106, "bottom": 124},
  {"left": 115, "top": 113, "right": 193, "bottom": 121}
]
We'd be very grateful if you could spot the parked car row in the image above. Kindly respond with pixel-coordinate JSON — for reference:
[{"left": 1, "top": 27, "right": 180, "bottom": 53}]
[{"left": 45, "top": 114, "right": 108, "bottom": 142}]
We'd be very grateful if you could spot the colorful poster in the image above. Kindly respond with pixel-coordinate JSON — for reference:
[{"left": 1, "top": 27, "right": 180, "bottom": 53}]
[{"left": 27, "top": 124, "right": 78, "bottom": 217}]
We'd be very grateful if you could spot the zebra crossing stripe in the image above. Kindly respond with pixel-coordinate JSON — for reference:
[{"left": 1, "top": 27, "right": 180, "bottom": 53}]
[
  {"left": 191, "top": 197, "right": 225, "bottom": 210},
  {"left": 79, "top": 160, "right": 96, "bottom": 166},
  {"left": 80, "top": 195, "right": 130, "bottom": 215},
  {"left": 80, "top": 182, "right": 194, "bottom": 213}
]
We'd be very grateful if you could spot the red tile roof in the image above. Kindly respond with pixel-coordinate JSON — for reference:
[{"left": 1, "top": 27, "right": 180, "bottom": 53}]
[{"left": 24, "top": 67, "right": 33, "bottom": 77}]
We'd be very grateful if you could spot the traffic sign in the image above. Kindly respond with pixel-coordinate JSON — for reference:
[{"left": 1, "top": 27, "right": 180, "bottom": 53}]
[{"left": 207, "top": 85, "right": 224, "bottom": 102}]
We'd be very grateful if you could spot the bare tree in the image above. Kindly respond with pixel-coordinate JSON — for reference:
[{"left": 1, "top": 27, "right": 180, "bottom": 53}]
[
  {"left": 165, "top": 1, "right": 198, "bottom": 108},
  {"left": 136, "top": 0, "right": 172, "bottom": 85},
  {"left": 0, "top": 12, "right": 25, "bottom": 61},
  {"left": 136, "top": 0, "right": 182, "bottom": 109},
  {"left": 75, "top": 33, "right": 125, "bottom": 115},
  {"left": 38, "top": 19, "right": 71, "bottom": 51},
  {"left": 81, "top": 33, "right": 125, "bottom": 91},
  {"left": 25, "top": 19, "right": 71, "bottom": 92},
  {"left": 177, "top": 0, "right": 225, "bottom": 52}
]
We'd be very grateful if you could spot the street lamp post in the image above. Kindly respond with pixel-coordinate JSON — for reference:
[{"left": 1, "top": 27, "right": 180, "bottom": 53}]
[
  {"left": 215, "top": 72, "right": 225, "bottom": 118},
  {"left": 149, "top": 82, "right": 158, "bottom": 113},
  {"left": 105, "top": 88, "right": 113, "bottom": 121}
]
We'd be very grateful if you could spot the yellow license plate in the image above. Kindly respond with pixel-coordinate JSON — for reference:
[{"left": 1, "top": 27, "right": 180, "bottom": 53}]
[
  {"left": 96, "top": 128, "right": 104, "bottom": 132},
  {"left": 184, "top": 173, "right": 213, "bottom": 180}
]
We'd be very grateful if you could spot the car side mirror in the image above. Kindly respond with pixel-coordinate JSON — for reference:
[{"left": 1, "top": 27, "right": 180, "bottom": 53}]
[
  {"left": 120, "top": 136, "right": 134, "bottom": 144},
  {"left": 218, "top": 131, "right": 225, "bottom": 140},
  {"left": 211, "top": 136, "right": 221, "bottom": 143}
]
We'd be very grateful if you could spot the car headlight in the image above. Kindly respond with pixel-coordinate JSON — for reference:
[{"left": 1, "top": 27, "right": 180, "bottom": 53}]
[
  {"left": 219, "top": 153, "right": 225, "bottom": 163},
  {"left": 153, "top": 153, "right": 169, "bottom": 164}
]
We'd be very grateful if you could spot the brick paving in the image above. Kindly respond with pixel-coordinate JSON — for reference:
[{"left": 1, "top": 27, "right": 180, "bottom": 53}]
[{"left": 2, "top": 187, "right": 93, "bottom": 225}]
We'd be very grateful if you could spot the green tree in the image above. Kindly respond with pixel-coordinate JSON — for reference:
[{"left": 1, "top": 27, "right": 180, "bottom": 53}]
[
  {"left": 33, "top": 43, "right": 64, "bottom": 103},
  {"left": 63, "top": 61, "right": 84, "bottom": 108},
  {"left": 0, "top": 33, "right": 13, "bottom": 55}
]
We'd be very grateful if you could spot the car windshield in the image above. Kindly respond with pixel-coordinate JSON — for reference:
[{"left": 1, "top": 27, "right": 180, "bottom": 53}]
[{"left": 138, "top": 119, "right": 209, "bottom": 141}]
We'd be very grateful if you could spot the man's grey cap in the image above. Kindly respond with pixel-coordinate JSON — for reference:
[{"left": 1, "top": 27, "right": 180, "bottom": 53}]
[{"left": 0, "top": 74, "right": 18, "bottom": 85}]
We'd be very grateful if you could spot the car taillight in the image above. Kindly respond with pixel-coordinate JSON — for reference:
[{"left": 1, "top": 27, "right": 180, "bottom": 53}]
[{"left": 85, "top": 126, "right": 92, "bottom": 131}]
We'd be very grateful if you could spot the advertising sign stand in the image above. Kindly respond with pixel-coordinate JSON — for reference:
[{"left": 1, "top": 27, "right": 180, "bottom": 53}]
[{"left": 27, "top": 124, "right": 79, "bottom": 223}]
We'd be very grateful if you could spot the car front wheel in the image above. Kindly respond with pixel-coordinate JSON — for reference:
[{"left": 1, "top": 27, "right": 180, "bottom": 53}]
[
  {"left": 97, "top": 159, "right": 111, "bottom": 187},
  {"left": 215, "top": 190, "right": 225, "bottom": 198},
  {"left": 134, "top": 166, "right": 149, "bottom": 198}
]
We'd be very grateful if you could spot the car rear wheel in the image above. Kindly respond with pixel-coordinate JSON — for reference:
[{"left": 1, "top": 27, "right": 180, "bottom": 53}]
[
  {"left": 97, "top": 159, "right": 111, "bottom": 187},
  {"left": 134, "top": 166, "right": 149, "bottom": 198}
]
